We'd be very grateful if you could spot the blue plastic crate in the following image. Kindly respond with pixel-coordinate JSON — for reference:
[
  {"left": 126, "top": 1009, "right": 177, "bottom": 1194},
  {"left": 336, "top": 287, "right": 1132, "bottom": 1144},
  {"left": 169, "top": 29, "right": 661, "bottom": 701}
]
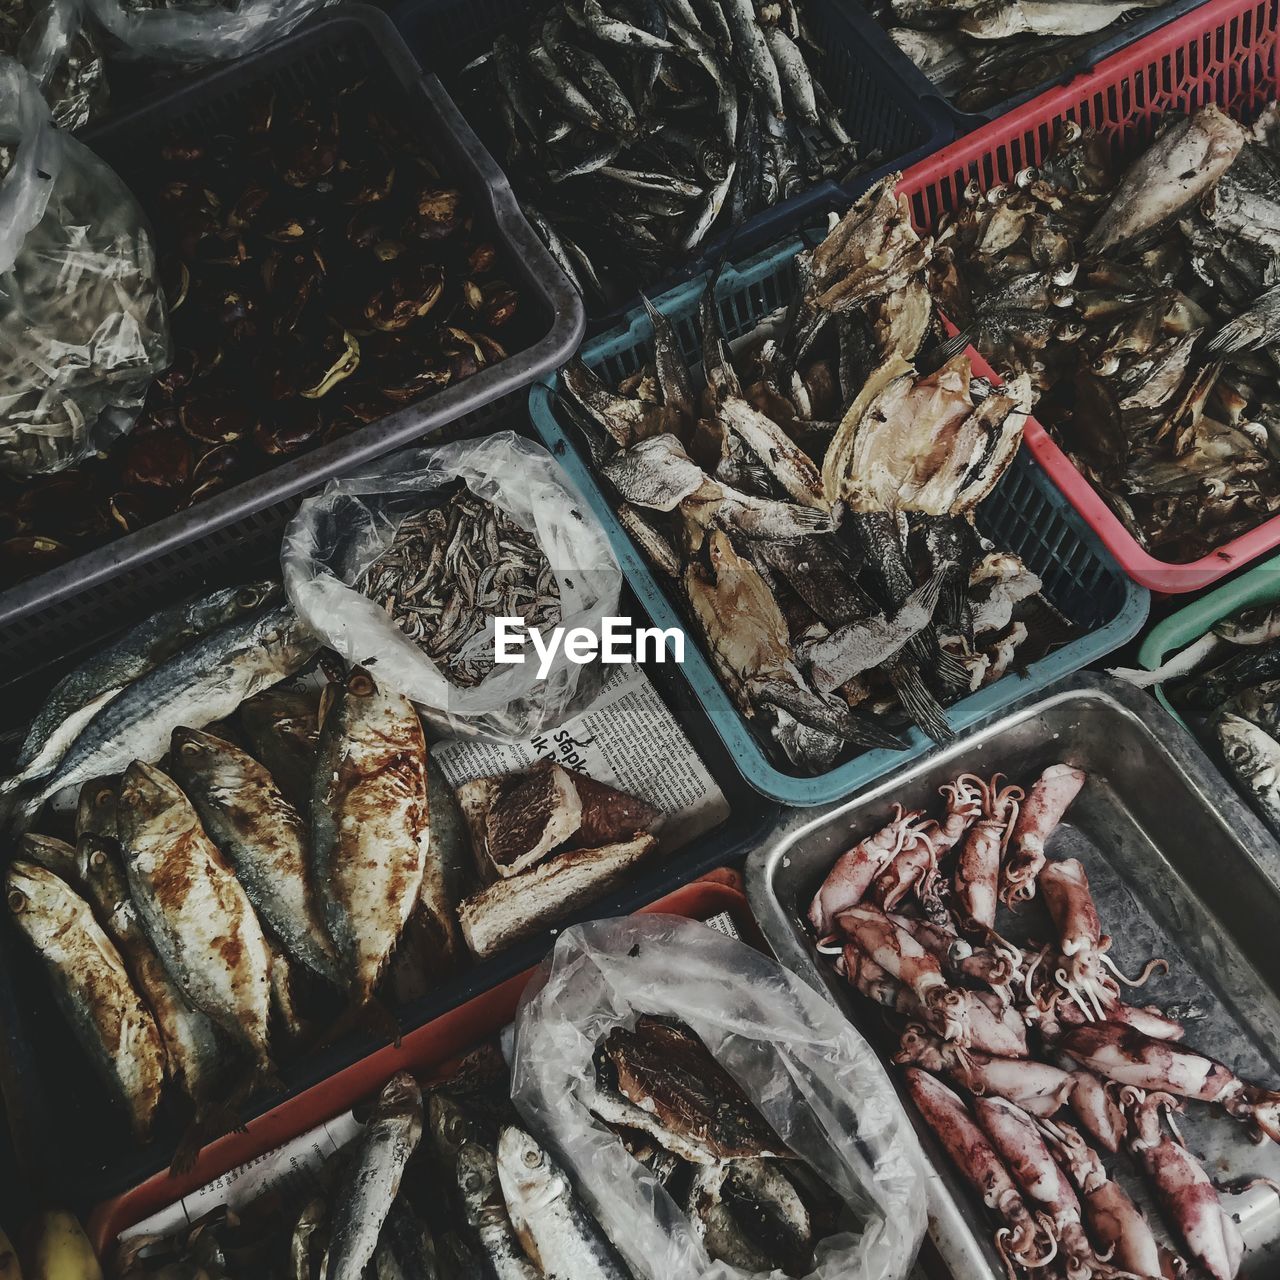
[
  {"left": 390, "top": 0, "right": 953, "bottom": 328},
  {"left": 529, "top": 235, "right": 1151, "bottom": 806}
]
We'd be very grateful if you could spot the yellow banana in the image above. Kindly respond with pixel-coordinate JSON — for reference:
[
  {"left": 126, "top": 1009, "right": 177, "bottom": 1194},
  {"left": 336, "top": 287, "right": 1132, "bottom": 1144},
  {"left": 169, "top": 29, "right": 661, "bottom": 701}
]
[{"left": 23, "top": 1212, "right": 100, "bottom": 1280}]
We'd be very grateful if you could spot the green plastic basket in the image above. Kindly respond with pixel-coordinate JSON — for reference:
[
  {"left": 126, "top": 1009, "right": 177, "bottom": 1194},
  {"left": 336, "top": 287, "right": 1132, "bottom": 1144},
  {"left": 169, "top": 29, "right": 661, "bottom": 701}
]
[{"left": 1138, "top": 558, "right": 1280, "bottom": 727}]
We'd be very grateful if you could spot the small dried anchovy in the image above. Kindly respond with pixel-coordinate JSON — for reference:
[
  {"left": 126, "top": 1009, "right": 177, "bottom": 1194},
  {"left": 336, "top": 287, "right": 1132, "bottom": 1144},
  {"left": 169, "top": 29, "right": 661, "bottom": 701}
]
[{"left": 358, "top": 488, "right": 561, "bottom": 688}]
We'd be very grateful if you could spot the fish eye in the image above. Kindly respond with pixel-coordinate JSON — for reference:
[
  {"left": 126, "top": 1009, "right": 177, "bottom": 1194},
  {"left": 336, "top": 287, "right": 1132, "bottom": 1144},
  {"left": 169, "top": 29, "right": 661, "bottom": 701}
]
[
  {"left": 523, "top": 1148, "right": 541, "bottom": 1169},
  {"left": 463, "top": 1171, "right": 481, "bottom": 1193},
  {"left": 179, "top": 739, "right": 203, "bottom": 756},
  {"left": 236, "top": 587, "right": 262, "bottom": 608},
  {"left": 96, "top": 788, "right": 113, "bottom": 808},
  {"left": 349, "top": 672, "right": 375, "bottom": 697},
  {"left": 7, "top": 890, "right": 25, "bottom": 912},
  {"left": 90, "top": 849, "right": 109, "bottom": 870}
]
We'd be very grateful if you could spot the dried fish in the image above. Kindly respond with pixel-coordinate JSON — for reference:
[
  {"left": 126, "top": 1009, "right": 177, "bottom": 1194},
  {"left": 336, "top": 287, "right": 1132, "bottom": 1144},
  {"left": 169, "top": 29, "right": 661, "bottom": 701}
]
[{"left": 358, "top": 488, "right": 561, "bottom": 690}]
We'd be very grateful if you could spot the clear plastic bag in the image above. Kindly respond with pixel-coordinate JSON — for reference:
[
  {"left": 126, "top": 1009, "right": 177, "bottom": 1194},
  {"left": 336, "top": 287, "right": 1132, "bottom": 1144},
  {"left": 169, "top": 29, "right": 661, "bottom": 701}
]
[
  {"left": 512, "top": 915, "right": 929, "bottom": 1280},
  {"left": 84, "top": 0, "right": 332, "bottom": 62},
  {"left": 0, "top": 56, "right": 168, "bottom": 477},
  {"left": 8, "top": 0, "right": 109, "bottom": 130},
  {"left": 281, "top": 431, "right": 624, "bottom": 742}
]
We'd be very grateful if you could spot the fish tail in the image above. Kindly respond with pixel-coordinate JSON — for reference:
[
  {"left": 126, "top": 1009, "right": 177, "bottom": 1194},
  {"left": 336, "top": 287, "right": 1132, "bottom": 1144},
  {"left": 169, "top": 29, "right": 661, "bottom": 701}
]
[
  {"left": 1204, "top": 317, "right": 1259, "bottom": 356},
  {"left": 889, "top": 659, "right": 955, "bottom": 745},
  {"left": 926, "top": 327, "right": 973, "bottom": 368},
  {"left": 842, "top": 710, "right": 910, "bottom": 752}
]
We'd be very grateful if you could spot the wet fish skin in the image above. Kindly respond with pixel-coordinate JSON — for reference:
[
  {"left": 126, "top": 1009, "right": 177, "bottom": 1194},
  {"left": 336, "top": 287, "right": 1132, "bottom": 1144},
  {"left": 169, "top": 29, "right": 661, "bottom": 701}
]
[
  {"left": 720, "top": 0, "right": 785, "bottom": 119},
  {"left": 6, "top": 859, "right": 166, "bottom": 1138},
  {"left": 10, "top": 604, "right": 319, "bottom": 833},
  {"left": 77, "top": 832, "right": 225, "bottom": 1109},
  {"left": 12, "top": 580, "right": 279, "bottom": 785},
  {"left": 721, "top": 1158, "right": 814, "bottom": 1274},
  {"left": 170, "top": 726, "right": 340, "bottom": 986},
  {"left": 497, "top": 1125, "right": 634, "bottom": 1280},
  {"left": 118, "top": 760, "right": 274, "bottom": 1071},
  {"left": 324, "top": 1073, "right": 423, "bottom": 1280},
  {"left": 457, "top": 1141, "right": 541, "bottom": 1279},
  {"left": 312, "top": 668, "right": 429, "bottom": 1004},
  {"left": 763, "top": 26, "right": 819, "bottom": 127},
  {"left": 959, "top": 0, "right": 1162, "bottom": 40}
]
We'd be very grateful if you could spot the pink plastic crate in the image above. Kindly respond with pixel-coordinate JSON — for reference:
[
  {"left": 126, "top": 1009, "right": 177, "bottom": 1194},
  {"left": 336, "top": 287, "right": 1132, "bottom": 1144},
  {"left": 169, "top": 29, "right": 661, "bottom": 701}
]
[{"left": 897, "top": 0, "right": 1280, "bottom": 593}]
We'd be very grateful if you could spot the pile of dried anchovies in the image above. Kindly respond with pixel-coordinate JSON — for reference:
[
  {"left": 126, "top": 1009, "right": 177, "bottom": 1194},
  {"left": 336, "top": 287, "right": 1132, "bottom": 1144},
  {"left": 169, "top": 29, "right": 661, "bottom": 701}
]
[{"left": 358, "top": 489, "right": 562, "bottom": 688}]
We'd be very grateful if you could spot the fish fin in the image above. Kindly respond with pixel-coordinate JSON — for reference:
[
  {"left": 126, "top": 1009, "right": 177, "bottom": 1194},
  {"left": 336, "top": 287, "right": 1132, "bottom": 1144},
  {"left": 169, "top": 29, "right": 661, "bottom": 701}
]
[
  {"left": 1205, "top": 316, "right": 1262, "bottom": 356},
  {"left": 933, "top": 644, "right": 974, "bottom": 692},
  {"left": 840, "top": 709, "right": 910, "bottom": 752},
  {"left": 889, "top": 659, "right": 955, "bottom": 744},
  {"left": 923, "top": 328, "right": 972, "bottom": 369}
]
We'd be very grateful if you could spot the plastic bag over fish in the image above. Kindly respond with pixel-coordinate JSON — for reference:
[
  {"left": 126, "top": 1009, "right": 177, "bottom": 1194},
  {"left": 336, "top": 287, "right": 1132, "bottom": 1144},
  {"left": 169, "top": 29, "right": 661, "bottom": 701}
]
[
  {"left": 4, "top": 0, "right": 108, "bottom": 129},
  {"left": 281, "top": 431, "right": 623, "bottom": 743},
  {"left": 0, "top": 56, "right": 169, "bottom": 478},
  {"left": 512, "top": 915, "right": 929, "bottom": 1280},
  {"left": 84, "top": 0, "right": 333, "bottom": 62}
]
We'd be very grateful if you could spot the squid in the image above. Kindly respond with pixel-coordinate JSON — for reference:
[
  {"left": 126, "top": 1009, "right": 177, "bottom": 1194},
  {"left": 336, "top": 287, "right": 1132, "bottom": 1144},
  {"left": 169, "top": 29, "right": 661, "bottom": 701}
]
[
  {"left": 1037, "top": 858, "right": 1166, "bottom": 1021},
  {"left": 1059, "top": 1023, "right": 1280, "bottom": 1144},
  {"left": 955, "top": 774, "right": 1024, "bottom": 927},
  {"left": 905, "top": 1069, "right": 1057, "bottom": 1279},
  {"left": 1123, "top": 1089, "right": 1244, "bottom": 1280},
  {"left": 1001, "top": 763, "right": 1086, "bottom": 904},
  {"left": 1041, "top": 1117, "right": 1172, "bottom": 1280},
  {"left": 888, "top": 911, "right": 1023, "bottom": 1007},
  {"left": 974, "top": 1096, "right": 1116, "bottom": 1280},
  {"left": 807, "top": 805, "right": 930, "bottom": 933},
  {"left": 896, "top": 1029, "right": 1073, "bottom": 1117}
]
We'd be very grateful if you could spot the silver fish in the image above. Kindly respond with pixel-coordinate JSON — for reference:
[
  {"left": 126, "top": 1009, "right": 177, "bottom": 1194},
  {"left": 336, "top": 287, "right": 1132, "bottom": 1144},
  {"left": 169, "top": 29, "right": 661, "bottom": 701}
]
[
  {"left": 720, "top": 0, "right": 784, "bottom": 118},
  {"left": 17, "top": 832, "right": 79, "bottom": 881},
  {"left": 10, "top": 580, "right": 278, "bottom": 786},
  {"left": 77, "top": 833, "right": 224, "bottom": 1110},
  {"left": 170, "top": 726, "right": 340, "bottom": 986},
  {"left": 119, "top": 761, "right": 275, "bottom": 1072},
  {"left": 496, "top": 1126, "right": 633, "bottom": 1280},
  {"left": 959, "top": 0, "right": 1162, "bottom": 39},
  {"left": 6, "top": 859, "right": 166, "bottom": 1137},
  {"left": 1088, "top": 106, "right": 1246, "bottom": 251},
  {"left": 313, "top": 668, "right": 429, "bottom": 1004},
  {"left": 1222, "top": 678, "right": 1280, "bottom": 740},
  {"left": 1216, "top": 602, "right": 1280, "bottom": 646},
  {"left": 763, "top": 26, "right": 819, "bottom": 127},
  {"left": 1217, "top": 713, "right": 1280, "bottom": 835},
  {"left": 458, "top": 1141, "right": 541, "bottom": 1280},
  {"left": 237, "top": 685, "right": 321, "bottom": 816},
  {"left": 324, "top": 1073, "right": 423, "bottom": 1280},
  {"left": 581, "top": 0, "right": 673, "bottom": 50},
  {"left": 9, "top": 604, "right": 318, "bottom": 832}
]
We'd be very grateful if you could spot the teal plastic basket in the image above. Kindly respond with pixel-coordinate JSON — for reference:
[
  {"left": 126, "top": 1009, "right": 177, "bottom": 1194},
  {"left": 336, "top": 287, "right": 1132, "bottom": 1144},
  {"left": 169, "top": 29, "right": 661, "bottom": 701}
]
[
  {"left": 1138, "top": 558, "right": 1280, "bottom": 729},
  {"left": 529, "top": 237, "right": 1151, "bottom": 805}
]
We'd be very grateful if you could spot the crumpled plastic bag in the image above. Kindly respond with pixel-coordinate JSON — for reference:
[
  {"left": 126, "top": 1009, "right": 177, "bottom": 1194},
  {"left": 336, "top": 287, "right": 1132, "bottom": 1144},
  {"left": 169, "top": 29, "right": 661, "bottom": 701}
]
[
  {"left": 84, "top": 0, "right": 332, "bottom": 62},
  {"left": 512, "top": 916, "right": 929, "bottom": 1280},
  {"left": 6, "top": 0, "right": 109, "bottom": 130},
  {"left": 281, "top": 431, "right": 624, "bottom": 742},
  {"left": 0, "top": 56, "right": 168, "bottom": 477}
]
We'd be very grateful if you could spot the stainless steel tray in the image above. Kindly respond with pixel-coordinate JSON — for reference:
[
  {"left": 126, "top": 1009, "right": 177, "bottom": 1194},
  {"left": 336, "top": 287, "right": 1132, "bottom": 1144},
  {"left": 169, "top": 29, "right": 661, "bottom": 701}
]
[{"left": 746, "top": 672, "right": 1280, "bottom": 1279}]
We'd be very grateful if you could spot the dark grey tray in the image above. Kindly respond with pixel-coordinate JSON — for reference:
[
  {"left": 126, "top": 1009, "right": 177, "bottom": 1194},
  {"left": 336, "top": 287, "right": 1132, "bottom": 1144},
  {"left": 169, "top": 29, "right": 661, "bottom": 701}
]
[
  {"left": 747, "top": 673, "right": 1280, "bottom": 1279},
  {"left": 0, "top": 4, "right": 583, "bottom": 671}
]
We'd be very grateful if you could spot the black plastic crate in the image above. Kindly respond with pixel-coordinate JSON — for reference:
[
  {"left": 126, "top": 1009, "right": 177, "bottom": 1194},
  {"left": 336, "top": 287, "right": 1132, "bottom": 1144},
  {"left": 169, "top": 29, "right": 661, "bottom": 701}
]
[
  {"left": 0, "top": 4, "right": 583, "bottom": 672},
  {"left": 390, "top": 0, "right": 952, "bottom": 328},
  {"left": 0, "top": 437, "right": 778, "bottom": 1207}
]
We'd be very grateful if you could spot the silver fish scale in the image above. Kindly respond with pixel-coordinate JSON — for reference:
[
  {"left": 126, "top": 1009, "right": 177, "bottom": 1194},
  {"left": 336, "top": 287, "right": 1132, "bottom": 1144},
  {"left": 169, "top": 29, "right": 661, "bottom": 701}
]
[{"left": 358, "top": 490, "right": 562, "bottom": 688}]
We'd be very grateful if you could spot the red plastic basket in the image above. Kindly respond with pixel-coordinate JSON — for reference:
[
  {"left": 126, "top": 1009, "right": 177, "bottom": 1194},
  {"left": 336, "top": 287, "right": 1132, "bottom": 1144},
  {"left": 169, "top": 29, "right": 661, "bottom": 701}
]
[
  {"left": 84, "top": 870, "right": 762, "bottom": 1259},
  {"left": 897, "top": 0, "right": 1280, "bottom": 594}
]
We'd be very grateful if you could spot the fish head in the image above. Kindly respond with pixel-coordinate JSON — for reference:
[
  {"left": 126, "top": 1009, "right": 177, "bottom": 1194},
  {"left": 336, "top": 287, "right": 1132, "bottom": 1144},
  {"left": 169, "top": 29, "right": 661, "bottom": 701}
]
[
  {"left": 77, "top": 834, "right": 129, "bottom": 908},
  {"left": 428, "top": 1091, "right": 489, "bottom": 1162},
  {"left": 497, "top": 1126, "right": 567, "bottom": 1214},
  {"left": 455, "top": 1140, "right": 501, "bottom": 1210},
  {"left": 76, "top": 776, "right": 120, "bottom": 842},
  {"left": 1218, "top": 714, "right": 1280, "bottom": 787},
  {"left": 190, "top": 579, "right": 282, "bottom": 632},
  {"left": 371, "top": 1071, "right": 424, "bottom": 1135},
  {"left": 17, "top": 833, "right": 79, "bottom": 883},
  {"left": 118, "top": 761, "right": 192, "bottom": 849},
  {"left": 170, "top": 725, "right": 251, "bottom": 788},
  {"left": 5, "top": 860, "right": 75, "bottom": 937},
  {"left": 1217, "top": 602, "right": 1280, "bottom": 646}
]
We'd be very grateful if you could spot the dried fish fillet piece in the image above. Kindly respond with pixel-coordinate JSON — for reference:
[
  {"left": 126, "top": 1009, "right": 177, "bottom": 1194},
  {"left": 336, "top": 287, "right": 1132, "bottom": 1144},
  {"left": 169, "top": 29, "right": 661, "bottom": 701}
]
[
  {"left": 485, "top": 760, "right": 583, "bottom": 879},
  {"left": 600, "top": 1016, "right": 788, "bottom": 1160},
  {"left": 457, "top": 834, "right": 658, "bottom": 958}
]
